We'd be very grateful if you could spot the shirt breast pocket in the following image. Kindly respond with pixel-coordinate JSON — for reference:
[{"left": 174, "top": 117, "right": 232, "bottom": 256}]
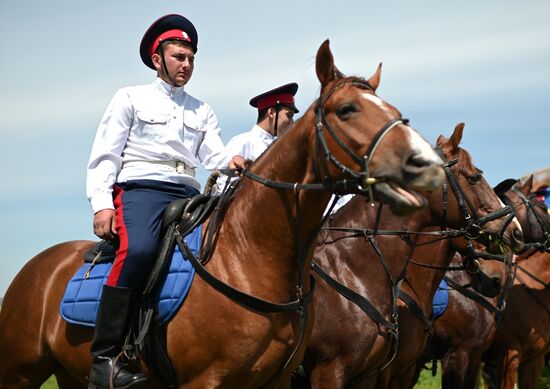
[
  {"left": 136, "top": 111, "right": 168, "bottom": 141},
  {"left": 183, "top": 114, "right": 207, "bottom": 155}
]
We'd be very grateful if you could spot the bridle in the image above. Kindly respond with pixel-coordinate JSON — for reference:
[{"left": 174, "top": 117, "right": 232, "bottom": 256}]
[
  {"left": 313, "top": 78, "right": 408, "bottom": 199},
  {"left": 438, "top": 152, "right": 514, "bottom": 242},
  {"left": 501, "top": 188, "right": 550, "bottom": 252},
  {"left": 432, "top": 150, "right": 514, "bottom": 271}
]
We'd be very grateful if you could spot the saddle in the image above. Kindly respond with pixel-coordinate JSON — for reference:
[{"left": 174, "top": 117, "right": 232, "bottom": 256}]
[
  {"left": 76, "top": 193, "right": 220, "bottom": 388},
  {"left": 83, "top": 193, "right": 218, "bottom": 265}
]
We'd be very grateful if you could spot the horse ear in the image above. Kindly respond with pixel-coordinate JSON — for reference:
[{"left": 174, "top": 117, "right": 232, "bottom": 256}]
[
  {"left": 316, "top": 40, "right": 343, "bottom": 90},
  {"left": 448, "top": 122, "right": 465, "bottom": 151},
  {"left": 435, "top": 134, "right": 447, "bottom": 148},
  {"left": 367, "top": 63, "right": 383, "bottom": 91},
  {"left": 518, "top": 175, "right": 534, "bottom": 194}
]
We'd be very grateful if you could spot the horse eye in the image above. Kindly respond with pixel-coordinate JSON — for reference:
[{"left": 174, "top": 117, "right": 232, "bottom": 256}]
[
  {"left": 467, "top": 173, "right": 482, "bottom": 184},
  {"left": 336, "top": 103, "right": 358, "bottom": 119}
]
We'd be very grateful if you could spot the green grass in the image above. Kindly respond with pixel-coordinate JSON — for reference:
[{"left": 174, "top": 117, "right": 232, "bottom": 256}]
[
  {"left": 415, "top": 364, "right": 443, "bottom": 388},
  {"left": 414, "top": 363, "right": 550, "bottom": 389},
  {"left": 41, "top": 376, "right": 57, "bottom": 389},
  {"left": 40, "top": 364, "right": 550, "bottom": 388},
  {"left": 538, "top": 364, "right": 550, "bottom": 388}
]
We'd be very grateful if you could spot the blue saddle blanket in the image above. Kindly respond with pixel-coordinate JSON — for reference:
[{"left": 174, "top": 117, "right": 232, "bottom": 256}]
[
  {"left": 60, "top": 227, "right": 200, "bottom": 327},
  {"left": 432, "top": 279, "right": 449, "bottom": 320}
]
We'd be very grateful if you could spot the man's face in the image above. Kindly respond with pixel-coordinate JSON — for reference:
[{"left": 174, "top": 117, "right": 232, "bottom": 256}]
[
  {"left": 272, "top": 106, "right": 295, "bottom": 137},
  {"left": 153, "top": 42, "right": 195, "bottom": 87}
]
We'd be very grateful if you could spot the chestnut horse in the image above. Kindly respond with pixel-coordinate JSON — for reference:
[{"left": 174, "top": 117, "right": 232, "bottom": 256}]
[
  {"left": 295, "top": 123, "right": 524, "bottom": 388},
  {"left": 482, "top": 181, "right": 550, "bottom": 389},
  {"left": 482, "top": 251, "right": 550, "bottom": 389},
  {"left": 412, "top": 251, "right": 510, "bottom": 389},
  {"left": 0, "top": 41, "right": 446, "bottom": 388},
  {"left": 410, "top": 176, "right": 547, "bottom": 389},
  {"left": 368, "top": 148, "right": 527, "bottom": 389}
]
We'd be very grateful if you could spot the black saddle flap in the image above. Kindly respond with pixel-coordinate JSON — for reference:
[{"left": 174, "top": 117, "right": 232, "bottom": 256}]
[{"left": 83, "top": 239, "right": 118, "bottom": 263}]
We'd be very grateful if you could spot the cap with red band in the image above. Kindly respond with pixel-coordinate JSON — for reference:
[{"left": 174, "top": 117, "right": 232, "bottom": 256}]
[
  {"left": 149, "top": 29, "right": 193, "bottom": 57},
  {"left": 249, "top": 83, "right": 299, "bottom": 113},
  {"left": 140, "top": 14, "right": 198, "bottom": 70}
]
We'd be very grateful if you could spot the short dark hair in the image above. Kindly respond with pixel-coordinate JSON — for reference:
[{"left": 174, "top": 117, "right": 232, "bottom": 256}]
[
  {"left": 257, "top": 104, "right": 297, "bottom": 123},
  {"left": 257, "top": 107, "right": 269, "bottom": 123}
]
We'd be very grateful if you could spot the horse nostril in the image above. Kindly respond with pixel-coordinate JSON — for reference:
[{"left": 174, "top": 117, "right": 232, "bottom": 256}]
[
  {"left": 406, "top": 153, "right": 432, "bottom": 169},
  {"left": 491, "top": 277, "right": 502, "bottom": 293}
]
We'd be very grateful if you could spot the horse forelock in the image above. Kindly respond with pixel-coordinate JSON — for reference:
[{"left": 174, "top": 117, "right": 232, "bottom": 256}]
[
  {"left": 319, "top": 76, "right": 373, "bottom": 104},
  {"left": 439, "top": 140, "right": 477, "bottom": 175},
  {"left": 456, "top": 147, "right": 478, "bottom": 173}
]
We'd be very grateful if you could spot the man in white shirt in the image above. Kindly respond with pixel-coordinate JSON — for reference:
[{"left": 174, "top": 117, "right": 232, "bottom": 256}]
[
  {"left": 216, "top": 82, "right": 299, "bottom": 191},
  {"left": 86, "top": 14, "right": 242, "bottom": 388}
]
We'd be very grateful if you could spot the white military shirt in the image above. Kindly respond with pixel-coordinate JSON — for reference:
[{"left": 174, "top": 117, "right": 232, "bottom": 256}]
[
  {"left": 87, "top": 77, "right": 226, "bottom": 213},
  {"left": 215, "top": 124, "right": 274, "bottom": 190}
]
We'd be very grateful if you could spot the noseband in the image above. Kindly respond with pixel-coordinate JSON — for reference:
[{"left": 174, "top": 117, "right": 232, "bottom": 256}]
[{"left": 314, "top": 79, "right": 409, "bottom": 198}]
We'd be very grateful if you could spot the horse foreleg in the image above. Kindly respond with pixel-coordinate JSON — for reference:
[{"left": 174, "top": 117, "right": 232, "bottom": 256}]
[
  {"left": 309, "top": 362, "right": 348, "bottom": 389},
  {"left": 0, "top": 358, "right": 54, "bottom": 389},
  {"left": 496, "top": 349, "right": 521, "bottom": 389},
  {"left": 54, "top": 369, "right": 87, "bottom": 389},
  {"left": 0, "top": 324, "right": 55, "bottom": 389},
  {"left": 384, "top": 364, "right": 421, "bottom": 389},
  {"left": 517, "top": 355, "right": 545, "bottom": 389},
  {"left": 440, "top": 349, "right": 482, "bottom": 389},
  {"left": 481, "top": 360, "right": 498, "bottom": 389}
]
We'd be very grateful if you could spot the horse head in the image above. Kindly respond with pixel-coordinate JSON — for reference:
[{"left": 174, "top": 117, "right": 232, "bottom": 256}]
[
  {"left": 496, "top": 175, "right": 550, "bottom": 250},
  {"left": 313, "top": 40, "right": 445, "bottom": 215},
  {"left": 433, "top": 123, "right": 524, "bottom": 255}
]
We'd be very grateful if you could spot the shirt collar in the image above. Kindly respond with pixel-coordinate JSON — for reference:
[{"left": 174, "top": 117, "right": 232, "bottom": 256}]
[
  {"left": 154, "top": 77, "right": 186, "bottom": 97},
  {"left": 251, "top": 124, "right": 274, "bottom": 143}
]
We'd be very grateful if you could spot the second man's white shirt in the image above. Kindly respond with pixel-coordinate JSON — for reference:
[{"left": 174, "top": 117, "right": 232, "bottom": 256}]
[{"left": 216, "top": 125, "right": 274, "bottom": 190}]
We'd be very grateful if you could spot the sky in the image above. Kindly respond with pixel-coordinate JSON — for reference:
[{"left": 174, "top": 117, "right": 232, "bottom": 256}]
[{"left": 0, "top": 1, "right": 549, "bottom": 296}]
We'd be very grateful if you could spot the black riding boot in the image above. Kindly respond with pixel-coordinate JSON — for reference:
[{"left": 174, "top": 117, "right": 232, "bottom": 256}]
[{"left": 88, "top": 285, "right": 149, "bottom": 389}]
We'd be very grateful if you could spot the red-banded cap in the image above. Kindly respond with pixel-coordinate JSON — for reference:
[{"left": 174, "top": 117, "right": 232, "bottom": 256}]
[
  {"left": 249, "top": 82, "right": 299, "bottom": 113},
  {"left": 140, "top": 14, "right": 198, "bottom": 70}
]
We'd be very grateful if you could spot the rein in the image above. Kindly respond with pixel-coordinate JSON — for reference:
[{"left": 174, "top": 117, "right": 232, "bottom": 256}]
[
  {"left": 443, "top": 274, "right": 507, "bottom": 318},
  {"left": 313, "top": 202, "right": 409, "bottom": 373},
  {"left": 175, "top": 230, "right": 316, "bottom": 312}
]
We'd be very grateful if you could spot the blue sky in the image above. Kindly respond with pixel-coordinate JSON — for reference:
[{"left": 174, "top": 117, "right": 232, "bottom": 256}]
[{"left": 1, "top": 1, "right": 549, "bottom": 296}]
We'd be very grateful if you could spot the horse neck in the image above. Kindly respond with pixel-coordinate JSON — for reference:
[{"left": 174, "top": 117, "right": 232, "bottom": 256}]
[
  {"left": 405, "top": 233, "right": 455, "bottom": 311},
  {"left": 315, "top": 198, "right": 433, "bottom": 280},
  {"left": 214, "top": 113, "right": 333, "bottom": 297},
  {"left": 518, "top": 251, "right": 550, "bottom": 284},
  {"left": 400, "top": 184, "right": 476, "bottom": 305}
]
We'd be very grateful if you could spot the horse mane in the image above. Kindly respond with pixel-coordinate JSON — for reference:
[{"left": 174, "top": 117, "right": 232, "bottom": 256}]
[{"left": 328, "top": 76, "right": 372, "bottom": 92}]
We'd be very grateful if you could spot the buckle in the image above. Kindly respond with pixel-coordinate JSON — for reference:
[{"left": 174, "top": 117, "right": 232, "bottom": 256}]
[{"left": 175, "top": 161, "right": 186, "bottom": 174}]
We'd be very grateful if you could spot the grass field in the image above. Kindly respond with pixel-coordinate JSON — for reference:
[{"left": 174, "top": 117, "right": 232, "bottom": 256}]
[{"left": 40, "top": 364, "right": 550, "bottom": 388}]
